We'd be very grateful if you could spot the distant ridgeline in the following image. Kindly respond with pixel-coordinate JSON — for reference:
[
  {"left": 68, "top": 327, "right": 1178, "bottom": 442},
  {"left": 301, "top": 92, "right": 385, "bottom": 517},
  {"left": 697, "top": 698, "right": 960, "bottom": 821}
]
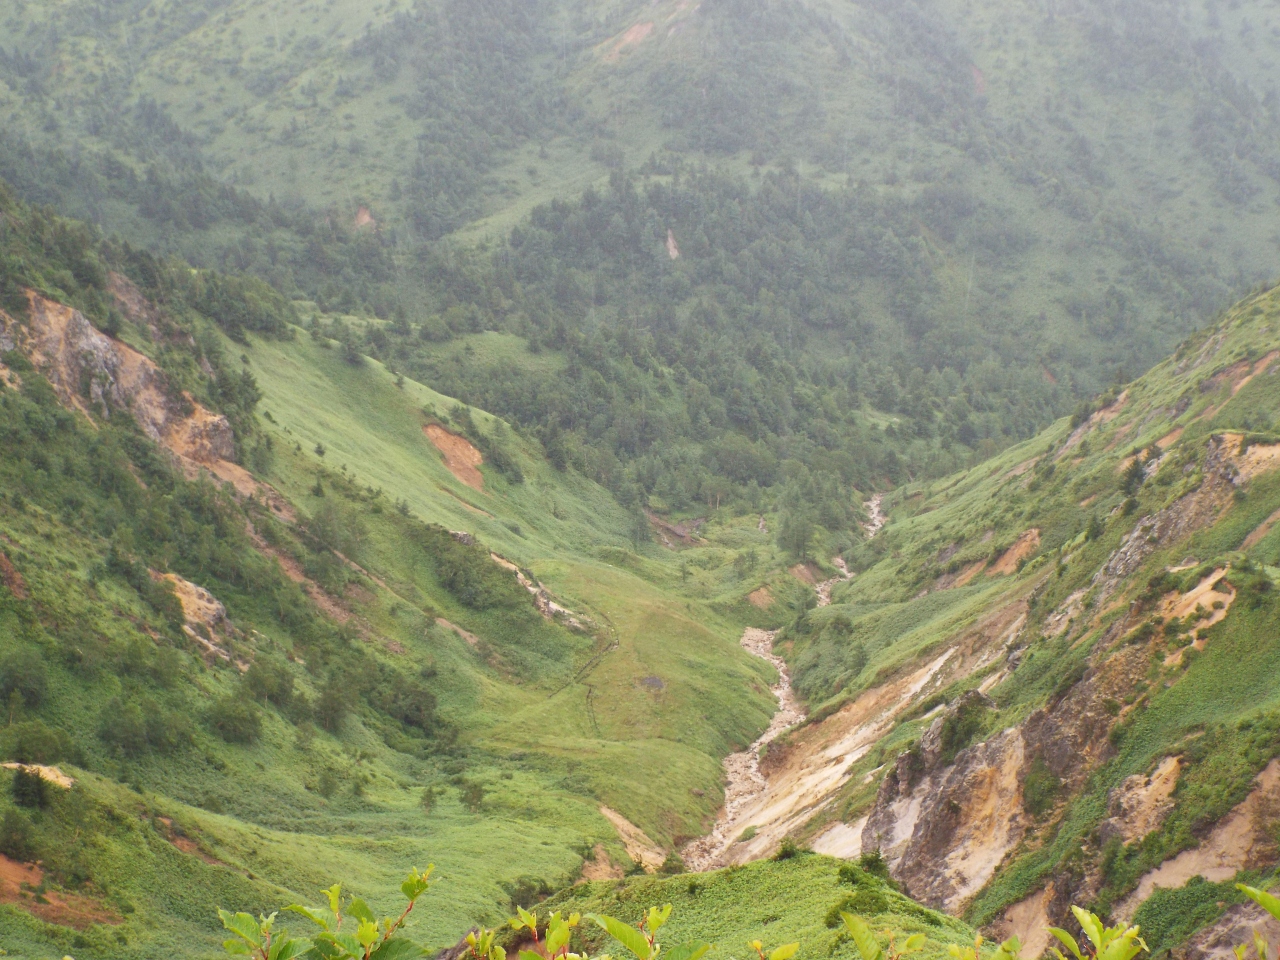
[{"left": 1, "top": 0, "right": 1279, "bottom": 540}]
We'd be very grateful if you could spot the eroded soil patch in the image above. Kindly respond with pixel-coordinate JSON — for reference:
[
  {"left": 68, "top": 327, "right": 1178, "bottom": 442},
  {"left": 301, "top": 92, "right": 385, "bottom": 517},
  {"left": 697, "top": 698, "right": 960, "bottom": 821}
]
[
  {"left": 425, "top": 424, "right": 484, "bottom": 490},
  {"left": 0, "top": 855, "right": 120, "bottom": 929}
]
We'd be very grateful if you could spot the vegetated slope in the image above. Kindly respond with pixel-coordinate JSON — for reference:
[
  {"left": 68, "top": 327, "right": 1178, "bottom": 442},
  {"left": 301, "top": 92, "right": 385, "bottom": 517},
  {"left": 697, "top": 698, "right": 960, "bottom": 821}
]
[
  {"left": 531, "top": 854, "right": 977, "bottom": 960},
  {"left": 1, "top": 0, "right": 1278, "bottom": 533},
  {"left": 0, "top": 183, "right": 791, "bottom": 959},
  {"left": 716, "top": 281, "right": 1280, "bottom": 957}
]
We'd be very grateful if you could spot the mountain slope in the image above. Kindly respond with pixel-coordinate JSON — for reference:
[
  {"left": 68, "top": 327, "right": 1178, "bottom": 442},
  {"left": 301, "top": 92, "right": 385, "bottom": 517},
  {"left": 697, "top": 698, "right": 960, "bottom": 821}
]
[
  {"left": 0, "top": 182, "right": 796, "bottom": 958},
  {"left": 688, "top": 280, "right": 1280, "bottom": 957}
]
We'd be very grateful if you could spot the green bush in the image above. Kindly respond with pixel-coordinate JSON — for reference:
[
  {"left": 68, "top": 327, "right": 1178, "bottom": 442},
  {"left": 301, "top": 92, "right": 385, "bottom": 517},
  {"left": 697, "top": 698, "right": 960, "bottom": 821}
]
[
  {"left": 0, "top": 648, "right": 48, "bottom": 709},
  {"left": 243, "top": 658, "right": 295, "bottom": 709},
  {"left": 1023, "top": 757, "right": 1061, "bottom": 818},
  {"left": 11, "top": 766, "right": 48, "bottom": 808},
  {"left": 207, "top": 695, "right": 262, "bottom": 744},
  {"left": 99, "top": 696, "right": 192, "bottom": 756},
  {"left": 0, "top": 807, "right": 35, "bottom": 860},
  {"left": 825, "top": 889, "right": 890, "bottom": 927},
  {"left": 1, "top": 719, "right": 75, "bottom": 764}
]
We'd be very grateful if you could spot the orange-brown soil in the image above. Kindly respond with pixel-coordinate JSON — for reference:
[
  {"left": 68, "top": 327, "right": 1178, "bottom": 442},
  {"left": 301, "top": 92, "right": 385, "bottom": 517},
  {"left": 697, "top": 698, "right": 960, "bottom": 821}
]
[
  {"left": 988, "top": 529, "right": 1041, "bottom": 576},
  {"left": 0, "top": 854, "right": 120, "bottom": 929},
  {"left": 424, "top": 423, "right": 484, "bottom": 489}
]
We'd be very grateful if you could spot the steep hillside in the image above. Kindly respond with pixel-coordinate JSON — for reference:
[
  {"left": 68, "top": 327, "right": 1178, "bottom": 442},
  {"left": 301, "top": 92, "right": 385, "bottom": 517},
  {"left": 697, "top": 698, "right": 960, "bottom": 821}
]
[
  {"left": 704, "top": 280, "right": 1280, "bottom": 957},
  {"left": 0, "top": 181, "right": 805, "bottom": 958}
]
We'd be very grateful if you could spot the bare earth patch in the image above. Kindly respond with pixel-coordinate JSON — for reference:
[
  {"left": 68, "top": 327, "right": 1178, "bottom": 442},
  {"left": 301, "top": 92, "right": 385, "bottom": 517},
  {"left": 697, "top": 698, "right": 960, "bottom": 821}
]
[
  {"left": 748, "top": 587, "right": 774, "bottom": 609},
  {"left": 994, "top": 884, "right": 1056, "bottom": 960},
  {"left": 0, "top": 854, "right": 120, "bottom": 929},
  {"left": 1236, "top": 440, "right": 1280, "bottom": 481},
  {"left": 1102, "top": 756, "right": 1181, "bottom": 844},
  {"left": 810, "top": 816, "right": 867, "bottom": 858},
  {"left": 424, "top": 424, "right": 484, "bottom": 489},
  {"left": 1, "top": 763, "right": 74, "bottom": 788},
  {"left": 579, "top": 844, "right": 624, "bottom": 882},
  {"left": 1160, "top": 569, "right": 1235, "bottom": 665},
  {"left": 601, "top": 21, "right": 654, "bottom": 61},
  {"left": 988, "top": 529, "right": 1040, "bottom": 576},
  {"left": 1116, "top": 759, "right": 1280, "bottom": 920},
  {"left": 600, "top": 806, "right": 665, "bottom": 872},
  {"left": 437, "top": 617, "right": 482, "bottom": 648},
  {"left": 0, "top": 550, "right": 27, "bottom": 599},
  {"left": 1242, "top": 506, "right": 1280, "bottom": 550},
  {"left": 789, "top": 562, "right": 819, "bottom": 586}
]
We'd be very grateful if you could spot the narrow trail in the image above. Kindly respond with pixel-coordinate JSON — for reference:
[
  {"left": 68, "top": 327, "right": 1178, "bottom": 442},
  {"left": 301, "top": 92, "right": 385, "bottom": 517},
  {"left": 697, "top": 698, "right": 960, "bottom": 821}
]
[{"left": 681, "top": 493, "right": 887, "bottom": 870}]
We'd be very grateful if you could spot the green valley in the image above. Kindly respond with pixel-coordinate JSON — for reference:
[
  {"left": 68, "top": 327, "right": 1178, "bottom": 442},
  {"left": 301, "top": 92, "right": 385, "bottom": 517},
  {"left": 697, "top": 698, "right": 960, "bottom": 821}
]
[{"left": 2, "top": 2, "right": 1280, "bottom": 959}]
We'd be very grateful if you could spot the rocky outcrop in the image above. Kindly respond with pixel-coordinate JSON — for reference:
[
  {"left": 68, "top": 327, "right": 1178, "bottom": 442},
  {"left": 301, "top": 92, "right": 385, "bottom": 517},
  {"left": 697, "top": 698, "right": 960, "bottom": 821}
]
[
  {"left": 154, "top": 572, "right": 233, "bottom": 661},
  {"left": 863, "top": 625, "right": 1151, "bottom": 913},
  {"left": 1099, "top": 756, "right": 1181, "bottom": 846},
  {"left": 4, "top": 293, "right": 236, "bottom": 459},
  {"left": 0, "top": 292, "right": 269, "bottom": 502},
  {"left": 863, "top": 701, "right": 1026, "bottom": 912},
  {"left": 1092, "top": 435, "right": 1239, "bottom": 603},
  {"left": 1116, "top": 759, "right": 1280, "bottom": 920}
]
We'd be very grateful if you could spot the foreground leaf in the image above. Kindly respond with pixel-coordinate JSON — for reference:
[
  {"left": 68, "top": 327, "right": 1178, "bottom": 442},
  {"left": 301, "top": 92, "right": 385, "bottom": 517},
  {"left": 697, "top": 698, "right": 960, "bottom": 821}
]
[
  {"left": 841, "top": 913, "right": 883, "bottom": 960},
  {"left": 591, "top": 914, "right": 654, "bottom": 960}
]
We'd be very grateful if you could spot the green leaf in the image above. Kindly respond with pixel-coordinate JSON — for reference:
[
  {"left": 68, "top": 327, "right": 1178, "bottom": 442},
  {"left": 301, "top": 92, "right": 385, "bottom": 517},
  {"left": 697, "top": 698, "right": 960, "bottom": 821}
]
[
  {"left": 546, "top": 922, "right": 572, "bottom": 955},
  {"left": 221, "top": 910, "right": 265, "bottom": 948},
  {"left": 646, "top": 905, "right": 672, "bottom": 935},
  {"left": 590, "top": 914, "right": 654, "bottom": 960},
  {"left": 270, "top": 938, "right": 315, "bottom": 960},
  {"left": 903, "top": 935, "right": 926, "bottom": 953},
  {"left": 287, "top": 904, "right": 335, "bottom": 931},
  {"left": 223, "top": 940, "right": 252, "bottom": 955},
  {"left": 310, "top": 937, "right": 348, "bottom": 960},
  {"left": 1047, "top": 928, "right": 1084, "bottom": 960},
  {"left": 357, "top": 919, "right": 380, "bottom": 949},
  {"left": 369, "top": 938, "right": 427, "bottom": 960},
  {"left": 1071, "top": 908, "right": 1104, "bottom": 954},
  {"left": 324, "top": 886, "right": 343, "bottom": 917},
  {"left": 400, "top": 867, "right": 434, "bottom": 903},
  {"left": 770, "top": 944, "right": 800, "bottom": 960},
  {"left": 841, "top": 914, "right": 883, "bottom": 960},
  {"left": 664, "top": 943, "right": 711, "bottom": 960},
  {"left": 1240, "top": 885, "right": 1280, "bottom": 925},
  {"left": 520, "top": 951, "right": 545, "bottom": 960},
  {"left": 348, "top": 899, "right": 377, "bottom": 925},
  {"left": 333, "top": 931, "right": 365, "bottom": 957}
]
